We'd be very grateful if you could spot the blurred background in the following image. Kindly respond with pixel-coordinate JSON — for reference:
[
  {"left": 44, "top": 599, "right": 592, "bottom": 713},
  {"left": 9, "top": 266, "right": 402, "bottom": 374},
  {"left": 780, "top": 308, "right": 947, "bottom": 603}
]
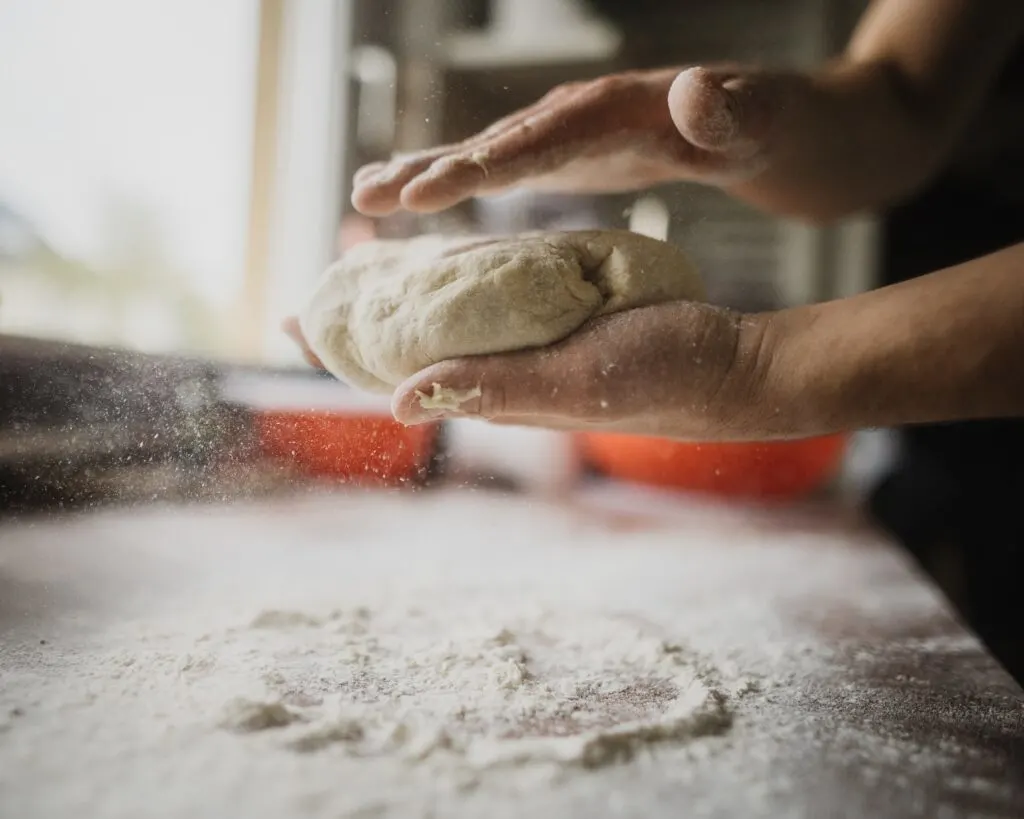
[
  {"left": 0, "top": 0, "right": 896, "bottom": 515},
  {"left": 0, "top": 1, "right": 256, "bottom": 356},
  {"left": 0, "top": 0, "right": 877, "bottom": 366},
  {"left": 3, "top": 0, "right": 1023, "bottom": 697},
  {"left": 0, "top": 0, "right": 902, "bottom": 511}
]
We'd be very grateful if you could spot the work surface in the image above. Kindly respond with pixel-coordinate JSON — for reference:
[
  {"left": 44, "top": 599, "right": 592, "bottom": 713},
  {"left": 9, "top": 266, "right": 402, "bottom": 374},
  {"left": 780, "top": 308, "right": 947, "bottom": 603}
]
[{"left": 1, "top": 486, "right": 1022, "bottom": 819}]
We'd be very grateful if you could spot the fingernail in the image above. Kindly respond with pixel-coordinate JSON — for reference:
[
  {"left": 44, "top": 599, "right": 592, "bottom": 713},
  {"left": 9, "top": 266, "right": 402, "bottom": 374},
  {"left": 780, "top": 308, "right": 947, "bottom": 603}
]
[{"left": 396, "top": 382, "right": 481, "bottom": 425}]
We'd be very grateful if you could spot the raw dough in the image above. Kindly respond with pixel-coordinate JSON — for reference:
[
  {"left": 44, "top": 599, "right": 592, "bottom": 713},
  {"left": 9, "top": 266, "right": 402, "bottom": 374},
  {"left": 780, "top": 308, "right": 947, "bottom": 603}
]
[{"left": 300, "top": 230, "right": 705, "bottom": 393}]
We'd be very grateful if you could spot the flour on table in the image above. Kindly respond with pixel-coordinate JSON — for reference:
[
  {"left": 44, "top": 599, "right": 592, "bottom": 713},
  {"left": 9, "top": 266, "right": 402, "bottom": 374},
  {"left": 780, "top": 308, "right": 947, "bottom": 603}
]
[
  {"left": 221, "top": 698, "right": 304, "bottom": 733},
  {"left": 217, "top": 602, "right": 732, "bottom": 774},
  {"left": 2, "top": 490, "right": 1011, "bottom": 819}
]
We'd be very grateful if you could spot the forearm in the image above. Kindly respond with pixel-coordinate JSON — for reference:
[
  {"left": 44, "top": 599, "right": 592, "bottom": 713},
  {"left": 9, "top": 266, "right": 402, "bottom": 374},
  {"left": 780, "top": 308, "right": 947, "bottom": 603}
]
[
  {"left": 725, "top": 0, "right": 1024, "bottom": 220},
  {"left": 755, "top": 243, "right": 1024, "bottom": 435}
]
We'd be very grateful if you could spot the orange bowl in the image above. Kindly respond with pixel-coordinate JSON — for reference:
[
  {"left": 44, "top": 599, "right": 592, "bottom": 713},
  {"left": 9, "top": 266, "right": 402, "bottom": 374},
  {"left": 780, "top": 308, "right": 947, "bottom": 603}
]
[
  {"left": 577, "top": 432, "right": 848, "bottom": 500},
  {"left": 255, "top": 410, "right": 438, "bottom": 485}
]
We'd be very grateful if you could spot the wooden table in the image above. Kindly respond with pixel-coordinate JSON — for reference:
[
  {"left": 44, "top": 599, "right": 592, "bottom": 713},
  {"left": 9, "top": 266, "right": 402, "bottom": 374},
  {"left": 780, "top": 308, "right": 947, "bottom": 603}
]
[{"left": 1, "top": 485, "right": 1021, "bottom": 818}]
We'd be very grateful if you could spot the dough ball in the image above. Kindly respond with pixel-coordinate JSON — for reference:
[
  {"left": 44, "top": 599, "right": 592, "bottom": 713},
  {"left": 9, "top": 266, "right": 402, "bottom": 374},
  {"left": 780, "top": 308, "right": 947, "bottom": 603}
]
[{"left": 300, "top": 229, "right": 705, "bottom": 393}]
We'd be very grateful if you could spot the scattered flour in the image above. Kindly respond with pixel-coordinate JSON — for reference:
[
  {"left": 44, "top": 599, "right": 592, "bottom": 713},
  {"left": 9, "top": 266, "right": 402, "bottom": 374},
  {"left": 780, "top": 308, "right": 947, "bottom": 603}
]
[
  {"left": 1, "top": 490, "right": 1020, "bottom": 819},
  {"left": 221, "top": 698, "right": 304, "bottom": 733},
  {"left": 220, "top": 603, "right": 732, "bottom": 772}
]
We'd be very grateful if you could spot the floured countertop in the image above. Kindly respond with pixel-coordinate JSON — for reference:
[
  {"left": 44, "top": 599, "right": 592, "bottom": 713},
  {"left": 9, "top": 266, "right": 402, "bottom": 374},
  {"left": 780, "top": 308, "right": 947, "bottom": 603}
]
[{"left": 0, "top": 485, "right": 1022, "bottom": 818}]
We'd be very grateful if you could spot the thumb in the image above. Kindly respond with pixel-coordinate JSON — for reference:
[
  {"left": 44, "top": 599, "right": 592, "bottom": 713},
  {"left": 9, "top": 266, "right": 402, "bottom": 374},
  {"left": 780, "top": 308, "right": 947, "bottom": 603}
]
[
  {"left": 668, "top": 66, "right": 780, "bottom": 158},
  {"left": 391, "top": 353, "right": 566, "bottom": 426}
]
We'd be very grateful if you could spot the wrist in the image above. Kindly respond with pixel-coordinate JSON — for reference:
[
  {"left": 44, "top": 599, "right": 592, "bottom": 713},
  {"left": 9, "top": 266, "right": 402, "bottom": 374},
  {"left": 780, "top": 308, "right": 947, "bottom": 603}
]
[
  {"left": 754, "top": 244, "right": 1024, "bottom": 436},
  {"left": 740, "top": 306, "right": 842, "bottom": 439},
  {"left": 713, "top": 308, "right": 815, "bottom": 440}
]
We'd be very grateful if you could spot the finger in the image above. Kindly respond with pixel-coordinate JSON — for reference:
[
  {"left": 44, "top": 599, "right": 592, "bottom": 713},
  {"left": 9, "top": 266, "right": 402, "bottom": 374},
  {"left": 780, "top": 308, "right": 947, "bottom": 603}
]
[
  {"left": 351, "top": 94, "right": 564, "bottom": 215},
  {"left": 399, "top": 108, "right": 587, "bottom": 212},
  {"left": 350, "top": 151, "right": 446, "bottom": 215},
  {"left": 389, "top": 308, "right": 666, "bottom": 427},
  {"left": 667, "top": 66, "right": 777, "bottom": 160},
  {"left": 391, "top": 351, "right": 572, "bottom": 426},
  {"left": 472, "top": 85, "right": 572, "bottom": 140},
  {"left": 281, "top": 315, "right": 302, "bottom": 343},
  {"left": 352, "top": 161, "right": 388, "bottom": 186},
  {"left": 487, "top": 416, "right": 580, "bottom": 430},
  {"left": 281, "top": 316, "right": 325, "bottom": 370},
  {"left": 486, "top": 414, "right": 651, "bottom": 435}
]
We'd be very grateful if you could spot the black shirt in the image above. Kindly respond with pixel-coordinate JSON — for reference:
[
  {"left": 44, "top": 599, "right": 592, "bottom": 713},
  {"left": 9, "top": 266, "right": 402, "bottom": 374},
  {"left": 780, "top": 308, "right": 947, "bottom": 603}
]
[{"left": 871, "top": 44, "right": 1024, "bottom": 674}]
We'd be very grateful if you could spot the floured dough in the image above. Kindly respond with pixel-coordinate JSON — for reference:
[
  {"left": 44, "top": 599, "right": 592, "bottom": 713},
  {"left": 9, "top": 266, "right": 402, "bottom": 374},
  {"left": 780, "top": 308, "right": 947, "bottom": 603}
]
[{"left": 300, "top": 230, "right": 705, "bottom": 393}]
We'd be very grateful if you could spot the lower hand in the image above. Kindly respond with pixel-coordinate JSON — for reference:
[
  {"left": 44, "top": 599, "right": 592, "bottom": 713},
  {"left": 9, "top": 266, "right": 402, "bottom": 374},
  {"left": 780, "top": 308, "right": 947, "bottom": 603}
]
[{"left": 389, "top": 301, "right": 774, "bottom": 441}]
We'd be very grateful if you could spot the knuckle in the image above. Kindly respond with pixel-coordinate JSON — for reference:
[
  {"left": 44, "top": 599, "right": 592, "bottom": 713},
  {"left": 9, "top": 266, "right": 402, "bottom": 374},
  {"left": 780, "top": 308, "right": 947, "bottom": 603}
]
[
  {"left": 589, "top": 74, "right": 629, "bottom": 97},
  {"left": 692, "top": 309, "right": 746, "bottom": 419},
  {"left": 545, "top": 80, "right": 582, "bottom": 100},
  {"left": 565, "top": 349, "right": 618, "bottom": 422},
  {"left": 476, "top": 388, "right": 507, "bottom": 420},
  {"left": 475, "top": 370, "right": 508, "bottom": 419}
]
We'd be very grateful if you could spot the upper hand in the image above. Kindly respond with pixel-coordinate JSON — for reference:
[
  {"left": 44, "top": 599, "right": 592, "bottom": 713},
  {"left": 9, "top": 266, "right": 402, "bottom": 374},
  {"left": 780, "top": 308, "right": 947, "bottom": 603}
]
[{"left": 351, "top": 66, "right": 780, "bottom": 216}]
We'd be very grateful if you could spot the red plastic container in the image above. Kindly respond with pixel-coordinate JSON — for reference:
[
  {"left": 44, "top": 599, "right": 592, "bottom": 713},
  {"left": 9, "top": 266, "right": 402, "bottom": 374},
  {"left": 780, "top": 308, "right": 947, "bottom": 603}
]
[
  {"left": 578, "top": 432, "right": 848, "bottom": 500},
  {"left": 254, "top": 410, "right": 437, "bottom": 483},
  {"left": 224, "top": 371, "right": 437, "bottom": 485}
]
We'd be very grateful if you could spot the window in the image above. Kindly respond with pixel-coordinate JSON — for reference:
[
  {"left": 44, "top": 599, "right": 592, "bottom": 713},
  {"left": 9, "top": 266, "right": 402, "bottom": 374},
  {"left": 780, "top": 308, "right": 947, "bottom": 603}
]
[{"left": 0, "top": 0, "right": 259, "bottom": 356}]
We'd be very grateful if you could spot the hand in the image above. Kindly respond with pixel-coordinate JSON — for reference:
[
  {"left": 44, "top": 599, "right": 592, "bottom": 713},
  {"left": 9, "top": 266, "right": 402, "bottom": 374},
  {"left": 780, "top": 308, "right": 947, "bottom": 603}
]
[
  {"left": 389, "top": 301, "right": 774, "bottom": 441},
  {"left": 287, "top": 243, "right": 1024, "bottom": 439},
  {"left": 351, "top": 66, "right": 779, "bottom": 216}
]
